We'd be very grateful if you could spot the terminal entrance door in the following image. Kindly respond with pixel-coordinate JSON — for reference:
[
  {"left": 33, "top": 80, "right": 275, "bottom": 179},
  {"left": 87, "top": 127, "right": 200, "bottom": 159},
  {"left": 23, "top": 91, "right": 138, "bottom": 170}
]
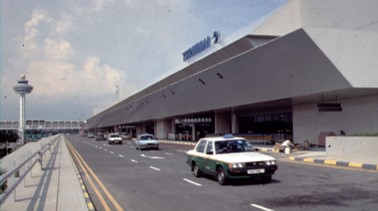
[{"left": 239, "top": 112, "right": 292, "bottom": 141}]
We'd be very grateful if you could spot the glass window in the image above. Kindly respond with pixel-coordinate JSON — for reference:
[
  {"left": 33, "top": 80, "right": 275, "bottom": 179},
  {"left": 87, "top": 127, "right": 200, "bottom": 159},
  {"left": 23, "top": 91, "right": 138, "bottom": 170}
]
[
  {"left": 205, "top": 141, "right": 213, "bottom": 154},
  {"left": 215, "top": 139, "right": 254, "bottom": 154},
  {"left": 196, "top": 140, "right": 207, "bottom": 153}
]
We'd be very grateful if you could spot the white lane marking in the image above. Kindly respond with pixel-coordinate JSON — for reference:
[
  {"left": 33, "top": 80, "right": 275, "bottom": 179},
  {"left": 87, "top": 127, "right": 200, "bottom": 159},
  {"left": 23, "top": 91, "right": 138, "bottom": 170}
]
[
  {"left": 95, "top": 145, "right": 98, "bottom": 148},
  {"left": 183, "top": 178, "right": 202, "bottom": 187},
  {"left": 118, "top": 154, "right": 124, "bottom": 158},
  {"left": 110, "top": 151, "right": 114, "bottom": 154},
  {"left": 176, "top": 150, "right": 187, "bottom": 153},
  {"left": 250, "top": 204, "right": 275, "bottom": 211},
  {"left": 104, "top": 149, "right": 108, "bottom": 152},
  {"left": 165, "top": 152, "right": 173, "bottom": 156},
  {"left": 99, "top": 147, "right": 102, "bottom": 149},
  {"left": 140, "top": 154, "right": 165, "bottom": 160},
  {"left": 131, "top": 159, "right": 138, "bottom": 163},
  {"left": 149, "top": 166, "right": 161, "bottom": 171}
]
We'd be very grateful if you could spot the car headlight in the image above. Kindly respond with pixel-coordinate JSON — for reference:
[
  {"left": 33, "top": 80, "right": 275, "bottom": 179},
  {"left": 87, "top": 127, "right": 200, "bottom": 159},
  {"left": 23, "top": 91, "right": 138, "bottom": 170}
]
[
  {"left": 265, "top": 160, "right": 276, "bottom": 166},
  {"left": 229, "top": 163, "right": 245, "bottom": 169}
]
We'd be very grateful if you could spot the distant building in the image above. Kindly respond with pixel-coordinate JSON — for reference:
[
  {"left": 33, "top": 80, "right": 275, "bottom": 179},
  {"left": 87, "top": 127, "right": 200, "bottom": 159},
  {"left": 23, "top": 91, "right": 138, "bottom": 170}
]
[{"left": 0, "top": 120, "right": 84, "bottom": 141}]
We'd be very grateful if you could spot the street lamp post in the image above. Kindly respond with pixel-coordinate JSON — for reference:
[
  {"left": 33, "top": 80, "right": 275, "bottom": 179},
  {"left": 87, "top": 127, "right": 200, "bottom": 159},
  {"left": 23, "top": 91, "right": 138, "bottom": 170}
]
[{"left": 13, "top": 74, "right": 33, "bottom": 145}]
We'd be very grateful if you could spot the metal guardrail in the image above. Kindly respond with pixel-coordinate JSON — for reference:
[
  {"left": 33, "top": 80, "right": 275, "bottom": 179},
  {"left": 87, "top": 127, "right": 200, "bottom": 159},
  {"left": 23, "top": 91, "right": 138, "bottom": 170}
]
[{"left": 0, "top": 134, "right": 60, "bottom": 205}]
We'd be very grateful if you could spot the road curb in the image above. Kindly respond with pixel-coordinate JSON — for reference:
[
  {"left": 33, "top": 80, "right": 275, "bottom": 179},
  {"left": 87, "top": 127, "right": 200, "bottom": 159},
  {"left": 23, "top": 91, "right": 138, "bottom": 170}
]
[
  {"left": 289, "top": 156, "right": 378, "bottom": 170},
  {"left": 158, "top": 140, "right": 196, "bottom": 146}
]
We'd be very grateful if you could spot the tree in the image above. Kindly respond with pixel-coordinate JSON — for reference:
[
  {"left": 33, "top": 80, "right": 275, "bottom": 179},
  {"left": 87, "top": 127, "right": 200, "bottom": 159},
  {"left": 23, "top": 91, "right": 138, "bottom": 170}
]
[{"left": 0, "top": 130, "right": 19, "bottom": 158}]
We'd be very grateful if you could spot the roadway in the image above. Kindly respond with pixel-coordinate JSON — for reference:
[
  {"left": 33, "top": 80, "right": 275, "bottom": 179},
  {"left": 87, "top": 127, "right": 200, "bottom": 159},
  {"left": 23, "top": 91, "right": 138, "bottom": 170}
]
[{"left": 66, "top": 135, "right": 378, "bottom": 211}]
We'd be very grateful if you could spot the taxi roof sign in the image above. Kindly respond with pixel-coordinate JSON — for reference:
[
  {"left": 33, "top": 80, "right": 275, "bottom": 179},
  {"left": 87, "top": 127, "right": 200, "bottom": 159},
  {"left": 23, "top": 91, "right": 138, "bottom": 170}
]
[{"left": 223, "top": 134, "right": 234, "bottom": 139}]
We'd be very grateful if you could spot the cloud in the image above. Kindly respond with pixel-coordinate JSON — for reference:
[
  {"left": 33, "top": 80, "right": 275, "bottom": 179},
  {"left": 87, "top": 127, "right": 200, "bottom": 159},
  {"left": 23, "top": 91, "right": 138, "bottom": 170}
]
[
  {"left": 53, "top": 13, "right": 73, "bottom": 34},
  {"left": 74, "top": 0, "right": 114, "bottom": 14},
  {"left": 22, "top": 10, "right": 52, "bottom": 58},
  {"left": 24, "top": 10, "right": 52, "bottom": 32},
  {"left": 27, "top": 56, "right": 126, "bottom": 98},
  {"left": 20, "top": 6, "right": 127, "bottom": 95},
  {"left": 44, "top": 38, "right": 74, "bottom": 61}
]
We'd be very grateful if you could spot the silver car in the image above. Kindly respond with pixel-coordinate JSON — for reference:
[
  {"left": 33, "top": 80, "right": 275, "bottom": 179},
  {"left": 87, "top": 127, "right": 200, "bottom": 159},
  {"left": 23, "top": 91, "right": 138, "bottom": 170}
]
[{"left": 135, "top": 134, "right": 159, "bottom": 150}]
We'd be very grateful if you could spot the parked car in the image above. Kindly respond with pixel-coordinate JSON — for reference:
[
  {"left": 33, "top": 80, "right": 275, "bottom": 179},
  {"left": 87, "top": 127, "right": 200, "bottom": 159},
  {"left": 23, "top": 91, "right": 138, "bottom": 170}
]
[
  {"left": 135, "top": 134, "right": 159, "bottom": 150},
  {"left": 107, "top": 133, "right": 123, "bottom": 144},
  {"left": 95, "top": 133, "right": 106, "bottom": 141},
  {"left": 186, "top": 134, "right": 278, "bottom": 185}
]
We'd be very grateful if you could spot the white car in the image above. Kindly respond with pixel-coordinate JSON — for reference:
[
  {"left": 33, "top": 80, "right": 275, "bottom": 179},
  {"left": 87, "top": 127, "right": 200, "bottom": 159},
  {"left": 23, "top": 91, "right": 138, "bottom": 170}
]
[
  {"left": 135, "top": 134, "right": 159, "bottom": 150},
  {"left": 107, "top": 133, "right": 123, "bottom": 145},
  {"left": 186, "top": 134, "right": 278, "bottom": 185}
]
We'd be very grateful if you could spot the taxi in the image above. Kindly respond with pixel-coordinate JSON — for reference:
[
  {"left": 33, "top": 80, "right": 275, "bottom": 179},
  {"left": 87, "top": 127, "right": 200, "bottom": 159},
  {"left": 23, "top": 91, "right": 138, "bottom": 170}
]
[{"left": 186, "top": 134, "right": 278, "bottom": 185}]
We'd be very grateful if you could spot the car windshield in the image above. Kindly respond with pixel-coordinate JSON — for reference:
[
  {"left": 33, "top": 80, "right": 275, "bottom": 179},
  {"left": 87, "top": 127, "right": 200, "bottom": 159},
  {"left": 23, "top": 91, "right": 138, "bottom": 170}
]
[
  {"left": 140, "top": 135, "right": 153, "bottom": 140},
  {"left": 215, "top": 139, "right": 254, "bottom": 154}
]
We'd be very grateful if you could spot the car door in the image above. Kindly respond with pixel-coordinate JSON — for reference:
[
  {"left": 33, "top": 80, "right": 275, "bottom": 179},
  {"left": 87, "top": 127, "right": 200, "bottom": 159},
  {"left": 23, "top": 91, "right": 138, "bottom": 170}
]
[
  {"left": 204, "top": 141, "right": 216, "bottom": 175},
  {"left": 193, "top": 140, "right": 207, "bottom": 172}
]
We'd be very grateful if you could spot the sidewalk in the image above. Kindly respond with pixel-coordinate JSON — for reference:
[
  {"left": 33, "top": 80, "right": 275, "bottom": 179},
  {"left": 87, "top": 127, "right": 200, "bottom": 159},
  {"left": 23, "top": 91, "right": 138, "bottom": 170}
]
[
  {"left": 254, "top": 145, "right": 378, "bottom": 170},
  {"left": 0, "top": 136, "right": 88, "bottom": 211}
]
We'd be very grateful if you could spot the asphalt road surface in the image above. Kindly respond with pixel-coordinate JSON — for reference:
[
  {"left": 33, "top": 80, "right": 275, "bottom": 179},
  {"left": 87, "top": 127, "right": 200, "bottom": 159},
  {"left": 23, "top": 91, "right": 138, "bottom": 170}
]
[{"left": 66, "top": 135, "right": 378, "bottom": 211}]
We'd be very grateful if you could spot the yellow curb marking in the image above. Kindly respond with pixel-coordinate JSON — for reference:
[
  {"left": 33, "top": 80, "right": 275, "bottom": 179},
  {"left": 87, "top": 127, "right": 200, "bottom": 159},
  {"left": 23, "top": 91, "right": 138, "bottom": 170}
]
[
  {"left": 87, "top": 202, "right": 95, "bottom": 210},
  {"left": 303, "top": 158, "right": 314, "bottom": 163},
  {"left": 324, "top": 160, "right": 337, "bottom": 165},
  {"left": 289, "top": 157, "right": 295, "bottom": 161},
  {"left": 349, "top": 162, "right": 363, "bottom": 168}
]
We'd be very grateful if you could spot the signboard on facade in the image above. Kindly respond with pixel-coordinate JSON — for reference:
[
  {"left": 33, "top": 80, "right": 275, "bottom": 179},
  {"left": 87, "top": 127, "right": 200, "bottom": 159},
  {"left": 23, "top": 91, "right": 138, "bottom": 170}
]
[{"left": 182, "top": 31, "right": 220, "bottom": 61}]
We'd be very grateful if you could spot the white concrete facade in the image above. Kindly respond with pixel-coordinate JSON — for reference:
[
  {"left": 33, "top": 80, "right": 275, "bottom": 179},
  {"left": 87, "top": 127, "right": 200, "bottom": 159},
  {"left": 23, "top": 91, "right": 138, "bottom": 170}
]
[{"left": 294, "top": 95, "right": 378, "bottom": 144}]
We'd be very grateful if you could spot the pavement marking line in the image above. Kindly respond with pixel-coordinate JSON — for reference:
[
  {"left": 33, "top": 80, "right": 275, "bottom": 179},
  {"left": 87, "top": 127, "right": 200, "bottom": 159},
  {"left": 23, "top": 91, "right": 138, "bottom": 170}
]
[
  {"left": 349, "top": 162, "right": 363, "bottom": 168},
  {"left": 110, "top": 151, "right": 114, "bottom": 154},
  {"left": 324, "top": 160, "right": 337, "bottom": 165},
  {"left": 131, "top": 159, "right": 138, "bottom": 163},
  {"left": 149, "top": 166, "right": 161, "bottom": 171},
  {"left": 250, "top": 204, "right": 275, "bottom": 211},
  {"left": 183, "top": 178, "right": 202, "bottom": 187},
  {"left": 118, "top": 154, "right": 124, "bottom": 158},
  {"left": 66, "top": 140, "right": 111, "bottom": 211},
  {"left": 67, "top": 141, "right": 124, "bottom": 211}
]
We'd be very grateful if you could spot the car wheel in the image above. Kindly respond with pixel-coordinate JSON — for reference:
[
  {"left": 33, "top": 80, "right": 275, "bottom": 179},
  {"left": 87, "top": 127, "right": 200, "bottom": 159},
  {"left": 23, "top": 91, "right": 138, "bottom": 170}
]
[
  {"left": 193, "top": 163, "right": 201, "bottom": 177},
  {"left": 216, "top": 167, "right": 227, "bottom": 185}
]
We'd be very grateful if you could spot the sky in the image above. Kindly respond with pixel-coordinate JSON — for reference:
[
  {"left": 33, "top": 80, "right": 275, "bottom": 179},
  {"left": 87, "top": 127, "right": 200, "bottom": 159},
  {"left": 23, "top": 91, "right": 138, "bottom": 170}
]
[{"left": 1, "top": 0, "right": 286, "bottom": 121}]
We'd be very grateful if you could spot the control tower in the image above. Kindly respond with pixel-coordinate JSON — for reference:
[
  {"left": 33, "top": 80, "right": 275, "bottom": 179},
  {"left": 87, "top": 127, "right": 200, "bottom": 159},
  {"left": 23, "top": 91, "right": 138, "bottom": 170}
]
[{"left": 13, "top": 74, "right": 33, "bottom": 144}]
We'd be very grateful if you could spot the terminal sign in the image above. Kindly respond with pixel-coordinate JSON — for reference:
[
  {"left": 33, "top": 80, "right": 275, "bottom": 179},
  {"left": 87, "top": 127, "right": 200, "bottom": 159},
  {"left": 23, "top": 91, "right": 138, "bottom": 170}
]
[{"left": 182, "top": 31, "right": 220, "bottom": 61}]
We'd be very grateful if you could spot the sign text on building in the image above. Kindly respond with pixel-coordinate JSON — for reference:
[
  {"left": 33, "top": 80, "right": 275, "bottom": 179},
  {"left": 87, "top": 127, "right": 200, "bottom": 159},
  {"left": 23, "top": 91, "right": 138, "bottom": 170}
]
[{"left": 182, "top": 31, "right": 220, "bottom": 61}]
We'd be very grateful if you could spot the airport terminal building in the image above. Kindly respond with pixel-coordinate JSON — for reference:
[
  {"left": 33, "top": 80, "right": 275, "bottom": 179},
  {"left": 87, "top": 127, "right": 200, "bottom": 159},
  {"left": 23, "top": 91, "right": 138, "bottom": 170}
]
[{"left": 84, "top": 0, "right": 378, "bottom": 145}]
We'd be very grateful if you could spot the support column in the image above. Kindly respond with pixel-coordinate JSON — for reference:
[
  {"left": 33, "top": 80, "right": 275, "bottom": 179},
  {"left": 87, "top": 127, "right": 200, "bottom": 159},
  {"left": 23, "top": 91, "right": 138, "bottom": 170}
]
[
  {"left": 214, "top": 110, "right": 231, "bottom": 134},
  {"left": 231, "top": 110, "right": 239, "bottom": 134}
]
